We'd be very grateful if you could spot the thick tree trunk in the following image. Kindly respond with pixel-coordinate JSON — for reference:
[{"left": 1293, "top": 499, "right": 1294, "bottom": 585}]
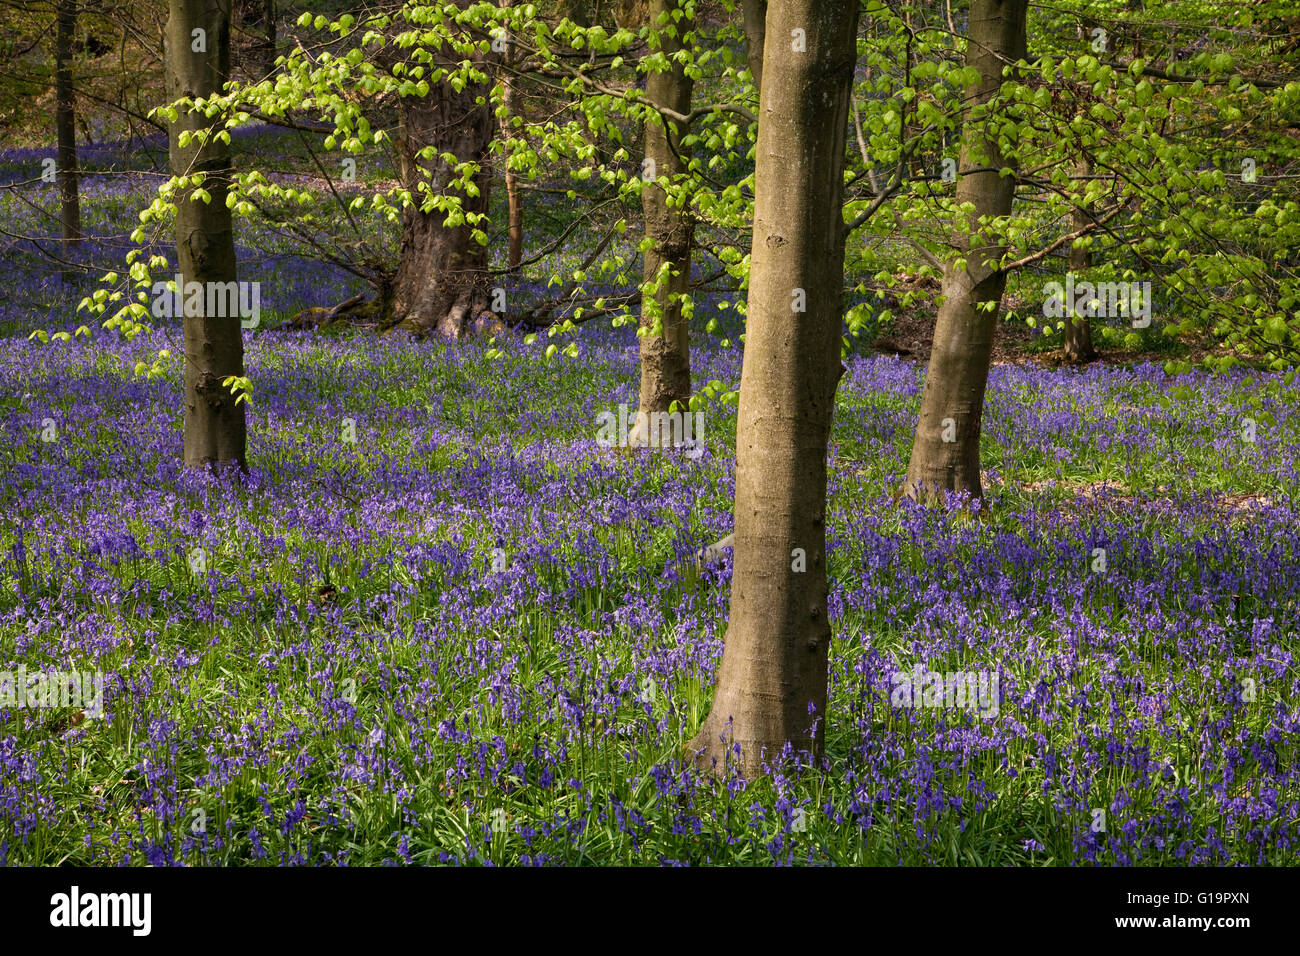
[
  {"left": 389, "top": 3, "right": 496, "bottom": 338},
  {"left": 1063, "top": 156, "right": 1096, "bottom": 364},
  {"left": 633, "top": 0, "right": 694, "bottom": 440},
  {"left": 55, "top": 0, "right": 82, "bottom": 282},
  {"left": 688, "top": 0, "right": 859, "bottom": 777},
  {"left": 903, "top": 0, "right": 1027, "bottom": 501},
  {"left": 741, "top": 0, "right": 766, "bottom": 94},
  {"left": 167, "top": 0, "right": 246, "bottom": 469}
]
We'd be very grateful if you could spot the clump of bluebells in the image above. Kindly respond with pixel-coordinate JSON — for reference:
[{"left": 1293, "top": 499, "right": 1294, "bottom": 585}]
[{"left": 2, "top": 139, "right": 1298, "bottom": 867}]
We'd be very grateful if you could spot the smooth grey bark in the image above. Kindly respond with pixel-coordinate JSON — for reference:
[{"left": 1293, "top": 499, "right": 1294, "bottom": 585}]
[
  {"left": 688, "top": 0, "right": 860, "bottom": 777},
  {"left": 903, "top": 0, "right": 1028, "bottom": 501},
  {"left": 167, "top": 0, "right": 246, "bottom": 468},
  {"left": 633, "top": 0, "right": 694, "bottom": 438}
]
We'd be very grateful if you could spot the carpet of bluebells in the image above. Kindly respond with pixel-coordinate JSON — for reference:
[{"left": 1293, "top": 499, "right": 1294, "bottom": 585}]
[{"left": 2, "top": 132, "right": 1298, "bottom": 866}]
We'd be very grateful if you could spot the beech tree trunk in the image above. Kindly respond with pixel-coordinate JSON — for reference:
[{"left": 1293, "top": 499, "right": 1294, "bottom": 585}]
[
  {"left": 634, "top": 0, "right": 694, "bottom": 436},
  {"left": 166, "top": 0, "right": 246, "bottom": 469},
  {"left": 903, "top": 0, "right": 1027, "bottom": 501},
  {"left": 688, "top": 0, "right": 859, "bottom": 777},
  {"left": 389, "top": 2, "right": 496, "bottom": 338},
  {"left": 55, "top": 0, "right": 82, "bottom": 282},
  {"left": 1063, "top": 156, "right": 1096, "bottom": 364}
]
